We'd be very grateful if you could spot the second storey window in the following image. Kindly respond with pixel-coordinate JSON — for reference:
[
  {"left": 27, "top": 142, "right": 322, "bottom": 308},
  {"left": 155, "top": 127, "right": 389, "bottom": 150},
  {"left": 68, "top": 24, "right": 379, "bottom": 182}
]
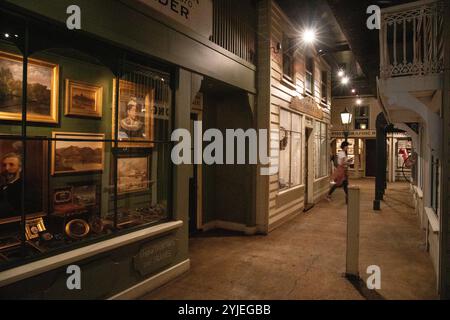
[
  {"left": 282, "top": 35, "right": 294, "bottom": 80},
  {"left": 354, "top": 105, "right": 369, "bottom": 130},
  {"left": 305, "top": 57, "right": 314, "bottom": 95},
  {"left": 321, "top": 71, "right": 328, "bottom": 104}
]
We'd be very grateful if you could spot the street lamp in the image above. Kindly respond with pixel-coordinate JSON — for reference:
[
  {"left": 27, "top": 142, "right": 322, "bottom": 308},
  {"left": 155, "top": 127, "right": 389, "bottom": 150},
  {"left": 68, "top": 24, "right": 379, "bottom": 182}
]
[{"left": 340, "top": 107, "right": 352, "bottom": 142}]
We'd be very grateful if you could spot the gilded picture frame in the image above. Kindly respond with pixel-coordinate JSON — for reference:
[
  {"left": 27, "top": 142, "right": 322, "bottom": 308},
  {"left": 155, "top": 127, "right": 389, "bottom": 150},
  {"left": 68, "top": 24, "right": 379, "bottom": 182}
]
[
  {"left": 0, "top": 51, "right": 59, "bottom": 124},
  {"left": 65, "top": 79, "right": 103, "bottom": 118},
  {"left": 116, "top": 154, "right": 151, "bottom": 195},
  {"left": 112, "top": 79, "right": 154, "bottom": 148},
  {"left": 51, "top": 132, "right": 105, "bottom": 175}
]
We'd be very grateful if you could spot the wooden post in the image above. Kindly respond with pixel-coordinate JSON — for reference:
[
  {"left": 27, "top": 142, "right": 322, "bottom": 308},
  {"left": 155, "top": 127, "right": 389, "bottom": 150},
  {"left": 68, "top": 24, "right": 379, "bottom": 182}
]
[{"left": 346, "top": 185, "right": 360, "bottom": 280}]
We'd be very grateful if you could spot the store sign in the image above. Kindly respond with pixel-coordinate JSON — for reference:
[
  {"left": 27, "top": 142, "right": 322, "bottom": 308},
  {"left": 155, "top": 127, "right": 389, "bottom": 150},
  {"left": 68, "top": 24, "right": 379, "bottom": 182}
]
[
  {"left": 332, "top": 130, "right": 376, "bottom": 138},
  {"left": 137, "top": 0, "right": 213, "bottom": 38},
  {"left": 290, "top": 96, "right": 323, "bottom": 120},
  {"left": 133, "top": 237, "right": 178, "bottom": 276}
]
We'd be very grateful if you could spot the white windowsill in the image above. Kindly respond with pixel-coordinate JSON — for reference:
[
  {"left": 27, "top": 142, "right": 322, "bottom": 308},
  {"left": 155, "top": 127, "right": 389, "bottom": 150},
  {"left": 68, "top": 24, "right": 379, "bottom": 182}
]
[
  {"left": 0, "top": 220, "right": 183, "bottom": 288},
  {"left": 277, "top": 184, "right": 304, "bottom": 196},
  {"left": 424, "top": 207, "right": 439, "bottom": 233}
]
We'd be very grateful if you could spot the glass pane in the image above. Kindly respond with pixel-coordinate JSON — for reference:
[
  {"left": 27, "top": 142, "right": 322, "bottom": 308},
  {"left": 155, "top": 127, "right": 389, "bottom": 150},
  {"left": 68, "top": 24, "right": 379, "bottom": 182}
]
[
  {"left": 292, "top": 114, "right": 301, "bottom": 133},
  {"left": 279, "top": 132, "right": 291, "bottom": 190},
  {"left": 290, "top": 132, "right": 301, "bottom": 186}
]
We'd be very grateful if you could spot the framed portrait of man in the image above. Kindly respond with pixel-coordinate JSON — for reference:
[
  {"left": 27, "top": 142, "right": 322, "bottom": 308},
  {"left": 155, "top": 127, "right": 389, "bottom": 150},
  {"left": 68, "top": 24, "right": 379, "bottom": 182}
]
[
  {"left": 0, "top": 136, "right": 48, "bottom": 222},
  {"left": 0, "top": 51, "right": 59, "bottom": 124},
  {"left": 112, "top": 79, "right": 154, "bottom": 148}
]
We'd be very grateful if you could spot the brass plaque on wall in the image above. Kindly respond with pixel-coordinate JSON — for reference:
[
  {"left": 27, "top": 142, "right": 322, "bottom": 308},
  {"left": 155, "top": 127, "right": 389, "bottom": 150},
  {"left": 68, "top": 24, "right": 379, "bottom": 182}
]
[{"left": 133, "top": 237, "right": 178, "bottom": 277}]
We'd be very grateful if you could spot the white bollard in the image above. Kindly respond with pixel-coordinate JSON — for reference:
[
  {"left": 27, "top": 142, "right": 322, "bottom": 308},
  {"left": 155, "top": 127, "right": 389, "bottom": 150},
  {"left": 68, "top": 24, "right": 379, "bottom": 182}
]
[{"left": 346, "top": 185, "right": 360, "bottom": 279}]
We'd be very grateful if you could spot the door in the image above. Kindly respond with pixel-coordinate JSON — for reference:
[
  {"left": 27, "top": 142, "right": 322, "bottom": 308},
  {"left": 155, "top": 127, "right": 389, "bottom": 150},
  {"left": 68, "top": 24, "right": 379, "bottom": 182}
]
[
  {"left": 304, "top": 127, "right": 314, "bottom": 211},
  {"left": 365, "top": 139, "right": 376, "bottom": 177},
  {"left": 189, "top": 113, "right": 198, "bottom": 235}
]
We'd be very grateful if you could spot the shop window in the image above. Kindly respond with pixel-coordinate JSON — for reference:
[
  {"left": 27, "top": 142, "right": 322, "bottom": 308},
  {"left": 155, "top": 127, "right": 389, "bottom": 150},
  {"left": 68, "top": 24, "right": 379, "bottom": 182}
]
[
  {"left": 0, "top": 44, "right": 172, "bottom": 271},
  {"left": 354, "top": 106, "right": 369, "bottom": 130},
  {"left": 282, "top": 35, "right": 295, "bottom": 81},
  {"left": 314, "top": 122, "right": 328, "bottom": 178},
  {"left": 305, "top": 57, "right": 314, "bottom": 95},
  {"left": 279, "top": 109, "right": 302, "bottom": 190},
  {"left": 430, "top": 156, "right": 440, "bottom": 214},
  {"left": 321, "top": 70, "right": 328, "bottom": 104}
]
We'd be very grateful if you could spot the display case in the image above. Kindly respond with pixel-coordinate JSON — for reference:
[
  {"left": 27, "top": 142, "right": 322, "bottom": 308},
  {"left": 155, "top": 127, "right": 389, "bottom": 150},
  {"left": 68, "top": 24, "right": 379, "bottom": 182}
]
[{"left": 0, "top": 24, "right": 174, "bottom": 271}]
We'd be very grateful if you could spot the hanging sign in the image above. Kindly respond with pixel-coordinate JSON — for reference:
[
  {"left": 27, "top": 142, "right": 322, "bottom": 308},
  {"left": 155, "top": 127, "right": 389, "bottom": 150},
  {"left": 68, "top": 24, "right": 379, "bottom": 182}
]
[{"left": 138, "top": 0, "right": 213, "bottom": 39}]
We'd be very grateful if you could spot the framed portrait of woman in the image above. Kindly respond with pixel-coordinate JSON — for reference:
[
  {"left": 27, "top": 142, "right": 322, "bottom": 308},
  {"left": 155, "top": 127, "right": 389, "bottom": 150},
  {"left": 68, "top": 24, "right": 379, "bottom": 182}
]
[{"left": 112, "top": 79, "right": 154, "bottom": 148}]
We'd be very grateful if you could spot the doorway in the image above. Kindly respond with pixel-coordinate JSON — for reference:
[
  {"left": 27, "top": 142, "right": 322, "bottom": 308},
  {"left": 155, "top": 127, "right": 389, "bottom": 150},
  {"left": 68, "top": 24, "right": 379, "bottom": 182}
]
[
  {"left": 189, "top": 112, "right": 202, "bottom": 235},
  {"left": 304, "top": 127, "right": 314, "bottom": 211},
  {"left": 365, "top": 139, "right": 376, "bottom": 177}
]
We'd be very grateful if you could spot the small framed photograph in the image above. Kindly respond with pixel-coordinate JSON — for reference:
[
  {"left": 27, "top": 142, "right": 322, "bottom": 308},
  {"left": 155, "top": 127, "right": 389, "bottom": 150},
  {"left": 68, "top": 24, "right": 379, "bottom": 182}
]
[
  {"left": 65, "top": 79, "right": 103, "bottom": 118},
  {"left": 116, "top": 154, "right": 151, "bottom": 195},
  {"left": 52, "top": 132, "right": 105, "bottom": 175}
]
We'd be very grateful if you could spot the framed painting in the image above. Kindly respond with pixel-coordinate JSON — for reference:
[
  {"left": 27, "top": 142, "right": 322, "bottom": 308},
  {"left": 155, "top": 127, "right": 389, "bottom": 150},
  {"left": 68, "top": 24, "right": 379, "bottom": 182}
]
[
  {"left": 112, "top": 79, "right": 154, "bottom": 148},
  {"left": 52, "top": 132, "right": 105, "bottom": 175},
  {"left": 0, "top": 136, "right": 48, "bottom": 222},
  {"left": 116, "top": 154, "right": 151, "bottom": 195},
  {"left": 65, "top": 79, "right": 103, "bottom": 118},
  {"left": 0, "top": 51, "right": 59, "bottom": 123}
]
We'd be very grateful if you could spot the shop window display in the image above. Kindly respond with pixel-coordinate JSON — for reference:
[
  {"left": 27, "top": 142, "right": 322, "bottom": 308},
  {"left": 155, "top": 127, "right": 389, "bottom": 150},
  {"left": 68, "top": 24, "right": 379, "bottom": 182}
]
[
  {"left": 279, "top": 109, "right": 302, "bottom": 190},
  {"left": 0, "top": 35, "right": 173, "bottom": 271}
]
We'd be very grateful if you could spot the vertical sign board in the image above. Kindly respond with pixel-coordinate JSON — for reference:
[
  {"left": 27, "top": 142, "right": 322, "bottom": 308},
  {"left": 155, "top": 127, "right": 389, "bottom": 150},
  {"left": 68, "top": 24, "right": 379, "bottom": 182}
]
[{"left": 137, "top": 0, "right": 213, "bottom": 39}]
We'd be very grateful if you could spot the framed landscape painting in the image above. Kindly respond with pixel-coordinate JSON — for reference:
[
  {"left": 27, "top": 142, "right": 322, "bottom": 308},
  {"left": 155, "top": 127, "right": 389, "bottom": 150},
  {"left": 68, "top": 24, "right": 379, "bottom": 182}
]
[
  {"left": 65, "top": 79, "right": 103, "bottom": 118},
  {"left": 0, "top": 51, "right": 59, "bottom": 123},
  {"left": 52, "top": 132, "right": 105, "bottom": 175},
  {"left": 117, "top": 154, "right": 150, "bottom": 195}
]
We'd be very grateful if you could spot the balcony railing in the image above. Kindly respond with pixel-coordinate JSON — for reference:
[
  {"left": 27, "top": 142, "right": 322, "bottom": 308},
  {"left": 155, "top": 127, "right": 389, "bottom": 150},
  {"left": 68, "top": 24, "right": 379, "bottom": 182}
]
[
  {"left": 210, "top": 0, "right": 256, "bottom": 65},
  {"left": 380, "top": 0, "right": 445, "bottom": 78}
]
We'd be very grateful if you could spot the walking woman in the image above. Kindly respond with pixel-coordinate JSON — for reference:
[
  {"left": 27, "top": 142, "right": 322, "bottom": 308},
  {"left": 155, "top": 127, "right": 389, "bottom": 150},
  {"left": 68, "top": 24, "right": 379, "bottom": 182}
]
[{"left": 326, "top": 141, "right": 352, "bottom": 203}]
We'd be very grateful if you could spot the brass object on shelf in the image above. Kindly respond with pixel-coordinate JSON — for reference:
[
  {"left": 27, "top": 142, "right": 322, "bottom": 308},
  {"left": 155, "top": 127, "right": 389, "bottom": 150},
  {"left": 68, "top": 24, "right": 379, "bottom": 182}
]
[
  {"left": 25, "top": 218, "right": 46, "bottom": 240},
  {"left": 65, "top": 219, "right": 90, "bottom": 240}
]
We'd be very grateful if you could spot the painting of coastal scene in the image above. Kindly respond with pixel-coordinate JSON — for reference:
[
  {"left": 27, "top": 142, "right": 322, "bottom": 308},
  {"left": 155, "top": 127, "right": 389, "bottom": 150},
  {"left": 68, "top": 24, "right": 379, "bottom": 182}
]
[
  {"left": 117, "top": 156, "right": 150, "bottom": 195},
  {"left": 0, "top": 51, "right": 58, "bottom": 123},
  {"left": 52, "top": 132, "right": 104, "bottom": 175},
  {"left": 65, "top": 79, "right": 102, "bottom": 118}
]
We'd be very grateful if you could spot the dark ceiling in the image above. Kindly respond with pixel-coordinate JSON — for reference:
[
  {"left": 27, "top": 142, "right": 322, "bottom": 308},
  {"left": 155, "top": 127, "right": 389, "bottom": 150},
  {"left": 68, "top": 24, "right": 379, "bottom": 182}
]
[{"left": 275, "top": 0, "right": 418, "bottom": 96}]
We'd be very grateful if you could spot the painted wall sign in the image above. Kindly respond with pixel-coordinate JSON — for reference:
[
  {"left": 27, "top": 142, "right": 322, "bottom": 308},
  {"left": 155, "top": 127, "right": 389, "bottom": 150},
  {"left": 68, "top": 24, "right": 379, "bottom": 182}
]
[
  {"left": 138, "top": 0, "right": 213, "bottom": 38},
  {"left": 151, "top": 103, "right": 171, "bottom": 120},
  {"left": 290, "top": 96, "right": 323, "bottom": 120},
  {"left": 133, "top": 237, "right": 178, "bottom": 276}
]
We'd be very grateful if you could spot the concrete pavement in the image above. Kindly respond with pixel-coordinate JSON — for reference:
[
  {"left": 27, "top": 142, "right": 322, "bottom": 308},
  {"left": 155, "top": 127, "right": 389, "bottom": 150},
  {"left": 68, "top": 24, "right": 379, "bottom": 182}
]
[{"left": 141, "top": 179, "right": 437, "bottom": 300}]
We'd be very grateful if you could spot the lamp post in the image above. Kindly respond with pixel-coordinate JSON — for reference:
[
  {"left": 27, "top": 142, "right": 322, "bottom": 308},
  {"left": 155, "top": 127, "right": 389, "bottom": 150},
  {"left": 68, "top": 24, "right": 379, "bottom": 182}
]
[{"left": 340, "top": 107, "right": 352, "bottom": 142}]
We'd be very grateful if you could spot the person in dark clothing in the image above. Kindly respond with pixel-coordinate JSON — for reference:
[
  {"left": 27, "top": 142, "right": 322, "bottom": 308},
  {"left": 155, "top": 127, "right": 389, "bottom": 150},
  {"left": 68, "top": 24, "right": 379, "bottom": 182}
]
[{"left": 0, "top": 153, "right": 22, "bottom": 218}]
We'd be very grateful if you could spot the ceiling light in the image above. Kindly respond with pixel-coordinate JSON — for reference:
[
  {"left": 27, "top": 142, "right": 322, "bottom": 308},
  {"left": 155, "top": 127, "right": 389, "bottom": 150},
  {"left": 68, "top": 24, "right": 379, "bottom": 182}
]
[
  {"left": 4, "top": 33, "right": 10, "bottom": 38},
  {"left": 337, "top": 70, "right": 345, "bottom": 78},
  {"left": 302, "top": 29, "right": 316, "bottom": 44},
  {"left": 341, "top": 76, "right": 350, "bottom": 85}
]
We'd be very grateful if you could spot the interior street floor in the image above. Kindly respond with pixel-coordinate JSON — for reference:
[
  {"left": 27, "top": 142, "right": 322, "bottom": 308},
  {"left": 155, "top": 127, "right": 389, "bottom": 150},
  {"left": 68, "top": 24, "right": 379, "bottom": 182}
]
[{"left": 141, "top": 179, "right": 438, "bottom": 300}]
